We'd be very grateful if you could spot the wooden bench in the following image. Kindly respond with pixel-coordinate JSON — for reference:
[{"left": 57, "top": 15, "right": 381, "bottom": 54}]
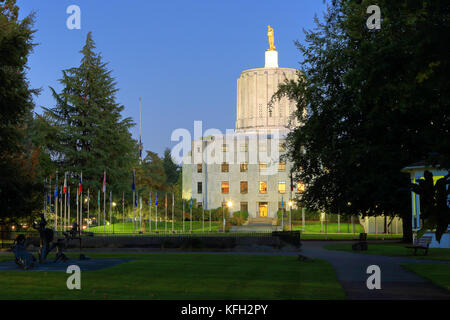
[
  {"left": 405, "top": 236, "right": 432, "bottom": 255},
  {"left": 352, "top": 233, "right": 368, "bottom": 251}
]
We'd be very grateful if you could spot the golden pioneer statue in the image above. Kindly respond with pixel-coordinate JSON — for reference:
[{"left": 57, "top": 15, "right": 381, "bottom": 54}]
[{"left": 267, "top": 25, "right": 276, "bottom": 51}]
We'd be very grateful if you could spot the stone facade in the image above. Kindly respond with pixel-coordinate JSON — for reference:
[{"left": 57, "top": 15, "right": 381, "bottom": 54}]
[{"left": 182, "top": 49, "right": 301, "bottom": 218}]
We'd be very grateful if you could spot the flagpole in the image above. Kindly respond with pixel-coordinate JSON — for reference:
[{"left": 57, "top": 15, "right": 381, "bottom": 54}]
[
  {"left": 76, "top": 188, "right": 79, "bottom": 232},
  {"left": 190, "top": 198, "right": 192, "bottom": 233},
  {"left": 182, "top": 199, "right": 185, "bottom": 233},
  {"left": 97, "top": 190, "right": 100, "bottom": 231},
  {"left": 103, "top": 187, "right": 106, "bottom": 233},
  {"left": 139, "top": 196, "right": 142, "bottom": 232},
  {"left": 87, "top": 189, "right": 90, "bottom": 229},
  {"left": 155, "top": 192, "right": 158, "bottom": 232},
  {"left": 60, "top": 186, "right": 63, "bottom": 232},
  {"left": 64, "top": 189, "right": 67, "bottom": 231},
  {"left": 165, "top": 193, "right": 167, "bottom": 233},
  {"left": 133, "top": 190, "right": 135, "bottom": 234},
  {"left": 109, "top": 191, "right": 112, "bottom": 234},
  {"left": 55, "top": 170, "right": 58, "bottom": 230},
  {"left": 49, "top": 178, "right": 52, "bottom": 224},
  {"left": 172, "top": 193, "right": 174, "bottom": 233},
  {"left": 68, "top": 187, "right": 71, "bottom": 227},
  {"left": 122, "top": 192, "right": 125, "bottom": 233},
  {"left": 149, "top": 192, "right": 152, "bottom": 233}
]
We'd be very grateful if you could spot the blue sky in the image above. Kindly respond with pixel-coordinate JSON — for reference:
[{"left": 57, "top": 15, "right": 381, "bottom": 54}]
[{"left": 18, "top": 0, "right": 327, "bottom": 158}]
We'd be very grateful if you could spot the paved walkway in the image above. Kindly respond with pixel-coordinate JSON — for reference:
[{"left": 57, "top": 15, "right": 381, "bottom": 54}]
[{"left": 301, "top": 241, "right": 450, "bottom": 300}]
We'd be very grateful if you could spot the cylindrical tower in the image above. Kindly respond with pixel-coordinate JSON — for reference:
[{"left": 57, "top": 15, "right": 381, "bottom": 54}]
[{"left": 235, "top": 50, "right": 299, "bottom": 131}]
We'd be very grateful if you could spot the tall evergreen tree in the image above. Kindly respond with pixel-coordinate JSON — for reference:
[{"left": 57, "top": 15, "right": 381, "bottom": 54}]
[
  {"left": 43, "top": 32, "right": 137, "bottom": 194},
  {"left": 0, "top": 0, "right": 42, "bottom": 224},
  {"left": 162, "top": 148, "right": 180, "bottom": 185}
]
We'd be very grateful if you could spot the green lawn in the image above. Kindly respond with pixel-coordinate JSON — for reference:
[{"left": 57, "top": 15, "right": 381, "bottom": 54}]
[
  {"left": 0, "top": 252, "right": 345, "bottom": 299},
  {"left": 301, "top": 233, "right": 402, "bottom": 240},
  {"left": 88, "top": 221, "right": 221, "bottom": 233},
  {"left": 402, "top": 264, "right": 450, "bottom": 291},
  {"left": 291, "top": 221, "right": 365, "bottom": 234},
  {"left": 323, "top": 243, "right": 450, "bottom": 261}
]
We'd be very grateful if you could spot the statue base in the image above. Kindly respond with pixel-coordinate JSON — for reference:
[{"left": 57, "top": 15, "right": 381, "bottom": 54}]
[{"left": 265, "top": 50, "right": 278, "bottom": 68}]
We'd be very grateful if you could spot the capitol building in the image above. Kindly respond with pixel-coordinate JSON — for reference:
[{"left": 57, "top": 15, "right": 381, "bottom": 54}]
[{"left": 182, "top": 27, "right": 304, "bottom": 221}]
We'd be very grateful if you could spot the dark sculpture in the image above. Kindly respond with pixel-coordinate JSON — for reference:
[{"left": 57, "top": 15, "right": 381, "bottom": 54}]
[
  {"left": 11, "top": 215, "right": 84, "bottom": 269},
  {"left": 11, "top": 234, "right": 36, "bottom": 269}
]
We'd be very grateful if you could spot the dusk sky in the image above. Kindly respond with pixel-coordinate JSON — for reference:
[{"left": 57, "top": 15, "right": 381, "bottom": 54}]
[{"left": 18, "top": 0, "right": 327, "bottom": 159}]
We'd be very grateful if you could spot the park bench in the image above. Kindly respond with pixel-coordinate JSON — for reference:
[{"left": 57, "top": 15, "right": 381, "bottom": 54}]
[
  {"left": 352, "top": 233, "right": 368, "bottom": 251},
  {"left": 405, "top": 235, "right": 432, "bottom": 256}
]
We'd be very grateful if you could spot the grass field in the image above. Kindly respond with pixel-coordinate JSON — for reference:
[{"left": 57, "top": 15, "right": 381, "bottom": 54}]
[
  {"left": 88, "top": 221, "right": 221, "bottom": 233},
  {"left": 402, "top": 264, "right": 450, "bottom": 291},
  {"left": 291, "top": 221, "right": 365, "bottom": 234},
  {"left": 323, "top": 243, "right": 450, "bottom": 261},
  {"left": 0, "top": 252, "right": 346, "bottom": 299}
]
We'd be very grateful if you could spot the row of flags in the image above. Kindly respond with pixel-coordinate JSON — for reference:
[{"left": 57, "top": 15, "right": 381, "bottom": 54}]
[{"left": 46, "top": 170, "right": 194, "bottom": 207}]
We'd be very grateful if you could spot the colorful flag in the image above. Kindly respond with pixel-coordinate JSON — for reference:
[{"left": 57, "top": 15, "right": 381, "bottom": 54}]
[
  {"left": 97, "top": 190, "right": 100, "bottom": 206},
  {"left": 140, "top": 197, "right": 142, "bottom": 209},
  {"left": 281, "top": 196, "right": 284, "bottom": 208},
  {"left": 149, "top": 192, "right": 151, "bottom": 205},
  {"left": 132, "top": 170, "right": 135, "bottom": 192},
  {"left": 78, "top": 172, "right": 83, "bottom": 196},
  {"left": 63, "top": 173, "right": 67, "bottom": 194},
  {"left": 165, "top": 193, "right": 167, "bottom": 208},
  {"left": 155, "top": 192, "right": 158, "bottom": 206},
  {"left": 102, "top": 171, "right": 106, "bottom": 193},
  {"left": 190, "top": 197, "right": 193, "bottom": 209}
]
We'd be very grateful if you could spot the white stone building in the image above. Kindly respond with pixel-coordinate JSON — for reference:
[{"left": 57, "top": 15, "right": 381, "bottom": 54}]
[{"left": 182, "top": 46, "right": 305, "bottom": 220}]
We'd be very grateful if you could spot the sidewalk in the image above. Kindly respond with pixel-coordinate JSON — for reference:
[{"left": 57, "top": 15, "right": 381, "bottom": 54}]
[{"left": 301, "top": 241, "right": 450, "bottom": 300}]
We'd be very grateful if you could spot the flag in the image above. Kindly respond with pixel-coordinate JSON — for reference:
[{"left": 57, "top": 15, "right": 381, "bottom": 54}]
[
  {"left": 102, "top": 171, "right": 106, "bottom": 193},
  {"left": 190, "top": 197, "right": 193, "bottom": 209},
  {"left": 281, "top": 196, "right": 284, "bottom": 208},
  {"left": 165, "top": 193, "right": 167, "bottom": 208},
  {"left": 122, "top": 192, "right": 125, "bottom": 206},
  {"left": 140, "top": 197, "right": 142, "bottom": 209},
  {"left": 97, "top": 190, "right": 100, "bottom": 206},
  {"left": 78, "top": 172, "right": 83, "bottom": 196},
  {"left": 149, "top": 192, "right": 151, "bottom": 206},
  {"left": 155, "top": 192, "right": 158, "bottom": 206},
  {"left": 68, "top": 189, "right": 71, "bottom": 205},
  {"left": 63, "top": 173, "right": 67, "bottom": 194},
  {"left": 139, "top": 138, "right": 142, "bottom": 159},
  {"left": 135, "top": 192, "right": 138, "bottom": 207},
  {"left": 132, "top": 170, "right": 135, "bottom": 192},
  {"left": 290, "top": 171, "right": 294, "bottom": 192}
]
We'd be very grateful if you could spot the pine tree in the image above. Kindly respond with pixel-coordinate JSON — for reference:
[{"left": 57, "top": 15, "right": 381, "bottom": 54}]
[
  {"left": 43, "top": 32, "right": 137, "bottom": 195},
  {"left": 0, "top": 0, "right": 42, "bottom": 224},
  {"left": 162, "top": 148, "right": 180, "bottom": 185}
]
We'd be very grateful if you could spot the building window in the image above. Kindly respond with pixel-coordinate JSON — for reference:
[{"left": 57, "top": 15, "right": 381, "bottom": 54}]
[
  {"left": 259, "top": 143, "right": 267, "bottom": 152},
  {"left": 297, "top": 182, "right": 305, "bottom": 193},
  {"left": 197, "top": 202, "right": 202, "bottom": 208},
  {"left": 278, "top": 181, "right": 286, "bottom": 194},
  {"left": 278, "top": 161, "right": 286, "bottom": 172},
  {"left": 197, "top": 164, "right": 202, "bottom": 173},
  {"left": 240, "top": 202, "right": 248, "bottom": 212},
  {"left": 240, "top": 181, "right": 248, "bottom": 194},
  {"left": 240, "top": 162, "right": 248, "bottom": 172},
  {"left": 197, "top": 182, "right": 202, "bottom": 194},
  {"left": 221, "top": 162, "right": 229, "bottom": 172},
  {"left": 279, "top": 143, "right": 286, "bottom": 152},
  {"left": 259, "top": 162, "right": 267, "bottom": 171},
  {"left": 221, "top": 181, "right": 229, "bottom": 194},
  {"left": 278, "top": 201, "right": 285, "bottom": 210},
  {"left": 240, "top": 143, "right": 248, "bottom": 152},
  {"left": 222, "top": 144, "right": 228, "bottom": 152},
  {"left": 259, "top": 181, "right": 267, "bottom": 194}
]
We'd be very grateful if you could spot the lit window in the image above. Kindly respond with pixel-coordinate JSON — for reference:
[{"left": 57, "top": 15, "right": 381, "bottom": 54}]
[
  {"left": 278, "top": 181, "right": 286, "bottom": 194},
  {"left": 221, "top": 162, "right": 229, "bottom": 172},
  {"left": 240, "top": 162, "right": 248, "bottom": 172},
  {"left": 221, "top": 181, "right": 229, "bottom": 194},
  {"left": 197, "top": 182, "right": 202, "bottom": 194},
  {"left": 240, "top": 143, "right": 248, "bottom": 152},
  {"left": 278, "top": 161, "right": 286, "bottom": 172},
  {"left": 259, "top": 181, "right": 267, "bottom": 194},
  {"left": 297, "top": 182, "right": 305, "bottom": 193},
  {"left": 197, "top": 164, "right": 202, "bottom": 173},
  {"left": 240, "top": 181, "right": 248, "bottom": 194},
  {"left": 259, "top": 162, "right": 267, "bottom": 171}
]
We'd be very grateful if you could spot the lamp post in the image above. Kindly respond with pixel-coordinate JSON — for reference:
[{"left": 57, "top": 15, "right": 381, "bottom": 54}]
[
  {"left": 224, "top": 200, "right": 232, "bottom": 232},
  {"left": 112, "top": 201, "right": 117, "bottom": 234},
  {"left": 289, "top": 200, "right": 293, "bottom": 231}
]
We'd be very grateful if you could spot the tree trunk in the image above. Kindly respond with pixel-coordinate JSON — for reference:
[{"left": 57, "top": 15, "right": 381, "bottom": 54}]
[{"left": 401, "top": 212, "right": 412, "bottom": 243}]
